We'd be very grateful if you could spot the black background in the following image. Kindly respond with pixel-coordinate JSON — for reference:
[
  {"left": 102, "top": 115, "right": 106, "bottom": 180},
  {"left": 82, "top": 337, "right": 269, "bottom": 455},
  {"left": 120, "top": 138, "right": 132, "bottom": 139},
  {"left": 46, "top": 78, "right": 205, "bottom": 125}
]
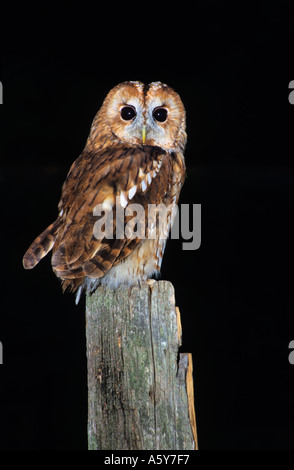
[{"left": 1, "top": 1, "right": 294, "bottom": 450}]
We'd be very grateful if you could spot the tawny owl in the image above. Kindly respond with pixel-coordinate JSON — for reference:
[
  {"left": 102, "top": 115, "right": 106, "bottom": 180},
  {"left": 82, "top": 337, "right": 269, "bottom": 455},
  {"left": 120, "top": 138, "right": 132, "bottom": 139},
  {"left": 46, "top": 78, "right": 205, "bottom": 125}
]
[{"left": 23, "top": 81, "right": 187, "bottom": 303}]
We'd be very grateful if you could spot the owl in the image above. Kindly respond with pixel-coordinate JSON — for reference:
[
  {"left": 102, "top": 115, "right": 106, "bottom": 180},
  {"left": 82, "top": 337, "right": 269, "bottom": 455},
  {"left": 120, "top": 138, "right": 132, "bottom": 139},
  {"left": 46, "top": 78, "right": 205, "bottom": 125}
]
[{"left": 23, "top": 81, "right": 187, "bottom": 303}]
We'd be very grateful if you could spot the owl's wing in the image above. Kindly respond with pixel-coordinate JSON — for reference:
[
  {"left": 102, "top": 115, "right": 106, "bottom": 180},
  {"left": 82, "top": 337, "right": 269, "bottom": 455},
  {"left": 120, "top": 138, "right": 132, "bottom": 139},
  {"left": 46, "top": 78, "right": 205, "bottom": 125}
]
[{"left": 51, "top": 144, "right": 173, "bottom": 285}]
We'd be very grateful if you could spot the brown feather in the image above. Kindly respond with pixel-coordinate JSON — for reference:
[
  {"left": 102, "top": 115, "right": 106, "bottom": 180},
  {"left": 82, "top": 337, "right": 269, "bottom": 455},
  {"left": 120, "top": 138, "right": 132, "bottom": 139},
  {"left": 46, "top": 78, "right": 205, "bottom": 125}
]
[{"left": 23, "top": 220, "right": 60, "bottom": 270}]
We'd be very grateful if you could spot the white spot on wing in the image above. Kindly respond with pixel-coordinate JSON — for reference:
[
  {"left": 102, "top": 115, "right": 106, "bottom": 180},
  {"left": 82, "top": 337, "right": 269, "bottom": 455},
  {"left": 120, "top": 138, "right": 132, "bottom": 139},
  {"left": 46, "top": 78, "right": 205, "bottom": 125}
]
[
  {"left": 128, "top": 185, "right": 137, "bottom": 200},
  {"left": 141, "top": 179, "right": 147, "bottom": 192},
  {"left": 120, "top": 191, "right": 128, "bottom": 208},
  {"left": 101, "top": 197, "right": 114, "bottom": 211},
  {"left": 155, "top": 159, "right": 162, "bottom": 173}
]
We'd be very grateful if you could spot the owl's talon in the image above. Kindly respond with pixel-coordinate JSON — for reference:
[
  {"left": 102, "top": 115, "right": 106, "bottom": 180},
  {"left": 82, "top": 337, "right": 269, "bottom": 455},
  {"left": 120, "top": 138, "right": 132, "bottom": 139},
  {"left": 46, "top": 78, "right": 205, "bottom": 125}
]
[{"left": 146, "top": 279, "right": 157, "bottom": 289}]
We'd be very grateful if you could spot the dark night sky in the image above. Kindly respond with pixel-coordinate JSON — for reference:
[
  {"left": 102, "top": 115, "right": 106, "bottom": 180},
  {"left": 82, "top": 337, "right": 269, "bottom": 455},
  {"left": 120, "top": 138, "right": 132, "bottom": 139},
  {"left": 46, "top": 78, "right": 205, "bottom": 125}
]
[{"left": 1, "top": 1, "right": 294, "bottom": 450}]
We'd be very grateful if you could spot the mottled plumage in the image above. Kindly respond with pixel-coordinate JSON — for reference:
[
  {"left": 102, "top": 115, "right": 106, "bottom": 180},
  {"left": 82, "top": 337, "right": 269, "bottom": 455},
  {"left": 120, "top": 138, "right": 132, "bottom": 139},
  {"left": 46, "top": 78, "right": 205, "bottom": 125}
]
[{"left": 23, "top": 81, "right": 187, "bottom": 302}]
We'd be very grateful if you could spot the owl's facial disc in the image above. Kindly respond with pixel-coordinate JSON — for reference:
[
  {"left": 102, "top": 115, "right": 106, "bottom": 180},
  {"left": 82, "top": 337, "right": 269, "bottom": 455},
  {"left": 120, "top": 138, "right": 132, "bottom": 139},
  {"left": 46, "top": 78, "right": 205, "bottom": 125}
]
[{"left": 101, "top": 81, "right": 186, "bottom": 151}]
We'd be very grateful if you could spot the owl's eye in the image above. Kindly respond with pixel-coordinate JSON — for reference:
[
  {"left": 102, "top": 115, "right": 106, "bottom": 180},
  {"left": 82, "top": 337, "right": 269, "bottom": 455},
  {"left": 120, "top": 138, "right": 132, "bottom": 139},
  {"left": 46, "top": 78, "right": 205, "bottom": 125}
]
[
  {"left": 152, "top": 107, "right": 168, "bottom": 123},
  {"left": 121, "top": 106, "right": 136, "bottom": 121}
]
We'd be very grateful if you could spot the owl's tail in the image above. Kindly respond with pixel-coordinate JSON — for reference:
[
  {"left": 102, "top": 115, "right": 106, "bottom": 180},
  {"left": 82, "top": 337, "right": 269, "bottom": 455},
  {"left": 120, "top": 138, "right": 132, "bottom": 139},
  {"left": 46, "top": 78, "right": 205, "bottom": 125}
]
[{"left": 23, "top": 220, "right": 60, "bottom": 270}]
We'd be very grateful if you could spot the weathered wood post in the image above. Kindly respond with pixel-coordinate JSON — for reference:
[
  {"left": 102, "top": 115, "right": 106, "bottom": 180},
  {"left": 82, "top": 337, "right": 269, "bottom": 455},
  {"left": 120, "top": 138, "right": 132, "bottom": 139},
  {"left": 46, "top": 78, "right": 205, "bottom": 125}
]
[{"left": 86, "top": 280, "right": 198, "bottom": 450}]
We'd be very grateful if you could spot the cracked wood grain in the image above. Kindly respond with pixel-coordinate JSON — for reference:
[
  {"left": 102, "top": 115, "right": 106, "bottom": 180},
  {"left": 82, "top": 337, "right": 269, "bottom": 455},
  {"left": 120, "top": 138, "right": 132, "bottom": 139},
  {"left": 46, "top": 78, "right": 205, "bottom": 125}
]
[{"left": 86, "top": 280, "right": 198, "bottom": 450}]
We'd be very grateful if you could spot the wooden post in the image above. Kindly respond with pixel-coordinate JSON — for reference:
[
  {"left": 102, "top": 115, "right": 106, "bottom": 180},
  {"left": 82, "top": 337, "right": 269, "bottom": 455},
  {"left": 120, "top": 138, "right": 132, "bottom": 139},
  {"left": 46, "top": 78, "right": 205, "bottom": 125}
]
[{"left": 86, "top": 280, "right": 198, "bottom": 450}]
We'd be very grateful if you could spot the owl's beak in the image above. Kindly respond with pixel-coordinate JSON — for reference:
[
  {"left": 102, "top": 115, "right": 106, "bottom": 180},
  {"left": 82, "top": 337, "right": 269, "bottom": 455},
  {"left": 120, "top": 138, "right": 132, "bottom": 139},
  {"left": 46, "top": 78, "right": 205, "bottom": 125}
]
[{"left": 142, "top": 125, "right": 147, "bottom": 144}]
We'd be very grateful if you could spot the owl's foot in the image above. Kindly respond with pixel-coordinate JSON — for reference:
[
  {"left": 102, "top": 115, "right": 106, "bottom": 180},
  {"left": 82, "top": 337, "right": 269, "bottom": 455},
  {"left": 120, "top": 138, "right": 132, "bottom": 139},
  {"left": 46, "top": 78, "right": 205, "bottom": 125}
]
[{"left": 146, "top": 278, "right": 157, "bottom": 290}]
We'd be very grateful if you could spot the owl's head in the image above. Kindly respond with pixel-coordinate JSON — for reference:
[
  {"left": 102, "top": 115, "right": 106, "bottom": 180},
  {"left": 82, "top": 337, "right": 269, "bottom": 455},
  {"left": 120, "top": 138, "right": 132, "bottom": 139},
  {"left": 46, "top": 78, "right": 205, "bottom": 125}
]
[{"left": 91, "top": 81, "right": 187, "bottom": 152}]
